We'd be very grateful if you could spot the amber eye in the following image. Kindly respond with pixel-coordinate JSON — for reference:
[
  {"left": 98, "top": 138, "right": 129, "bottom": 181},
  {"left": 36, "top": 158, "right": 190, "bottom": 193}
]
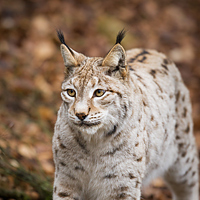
[
  {"left": 67, "top": 89, "right": 76, "bottom": 97},
  {"left": 94, "top": 89, "right": 105, "bottom": 97}
]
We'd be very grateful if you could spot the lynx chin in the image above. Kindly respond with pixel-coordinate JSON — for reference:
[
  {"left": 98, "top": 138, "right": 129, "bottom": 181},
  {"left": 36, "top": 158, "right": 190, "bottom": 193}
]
[{"left": 53, "top": 30, "right": 199, "bottom": 200}]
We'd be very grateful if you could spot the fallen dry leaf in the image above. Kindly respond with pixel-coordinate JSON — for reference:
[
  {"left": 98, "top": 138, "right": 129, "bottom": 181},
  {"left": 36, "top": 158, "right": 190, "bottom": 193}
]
[{"left": 18, "top": 144, "right": 37, "bottom": 159}]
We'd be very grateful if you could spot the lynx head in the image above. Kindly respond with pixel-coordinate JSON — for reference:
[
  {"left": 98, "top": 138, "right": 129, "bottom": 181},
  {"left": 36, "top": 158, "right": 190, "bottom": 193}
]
[{"left": 57, "top": 30, "right": 131, "bottom": 135}]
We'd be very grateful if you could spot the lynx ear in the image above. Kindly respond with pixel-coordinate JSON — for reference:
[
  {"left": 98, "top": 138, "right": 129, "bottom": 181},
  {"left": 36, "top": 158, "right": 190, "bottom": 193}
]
[
  {"left": 57, "top": 30, "right": 85, "bottom": 68},
  {"left": 102, "top": 44, "right": 128, "bottom": 77},
  {"left": 60, "top": 44, "right": 78, "bottom": 67},
  {"left": 102, "top": 44, "right": 126, "bottom": 67},
  {"left": 102, "top": 29, "right": 128, "bottom": 78}
]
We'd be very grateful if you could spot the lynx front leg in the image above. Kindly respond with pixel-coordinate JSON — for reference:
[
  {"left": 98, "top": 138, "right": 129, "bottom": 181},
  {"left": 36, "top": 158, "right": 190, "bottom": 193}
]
[
  {"left": 53, "top": 177, "right": 82, "bottom": 200},
  {"left": 90, "top": 159, "right": 145, "bottom": 200},
  {"left": 53, "top": 163, "right": 82, "bottom": 200},
  {"left": 163, "top": 142, "right": 199, "bottom": 200},
  {"left": 91, "top": 175, "right": 142, "bottom": 200}
]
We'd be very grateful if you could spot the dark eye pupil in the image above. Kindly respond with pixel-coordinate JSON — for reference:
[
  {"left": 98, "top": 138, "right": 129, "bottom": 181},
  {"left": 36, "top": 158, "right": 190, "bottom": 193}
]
[{"left": 97, "top": 90, "right": 101, "bottom": 93}]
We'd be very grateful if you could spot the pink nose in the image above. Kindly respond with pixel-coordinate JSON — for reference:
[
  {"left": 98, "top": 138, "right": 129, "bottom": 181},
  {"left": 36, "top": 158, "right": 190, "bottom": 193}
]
[{"left": 76, "top": 113, "right": 88, "bottom": 121}]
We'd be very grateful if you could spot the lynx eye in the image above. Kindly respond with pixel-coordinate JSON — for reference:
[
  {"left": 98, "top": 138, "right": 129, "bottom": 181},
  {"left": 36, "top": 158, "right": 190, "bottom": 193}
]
[
  {"left": 94, "top": 89, "right": 105, "bottom": 97},
  {"left": 67, "top": 89, "right": 76, "bottom": 97}
]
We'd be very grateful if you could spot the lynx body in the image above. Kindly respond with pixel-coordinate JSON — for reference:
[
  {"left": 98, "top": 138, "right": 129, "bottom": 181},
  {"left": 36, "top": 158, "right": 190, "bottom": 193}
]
[{"left": 53, "top": 31, "right": 199, "bottom": 200}]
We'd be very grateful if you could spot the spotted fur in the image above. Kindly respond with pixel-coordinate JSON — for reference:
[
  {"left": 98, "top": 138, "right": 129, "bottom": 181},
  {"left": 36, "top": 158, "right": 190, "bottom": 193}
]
[{"left": 53, "top": 31, "right": 199, "bottom": 200}]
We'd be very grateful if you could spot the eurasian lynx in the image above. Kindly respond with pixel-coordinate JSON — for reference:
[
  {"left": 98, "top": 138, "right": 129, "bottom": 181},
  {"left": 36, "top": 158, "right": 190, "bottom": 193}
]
[{"left": 53, "top": 30, "right": 199, "bottom": 200}]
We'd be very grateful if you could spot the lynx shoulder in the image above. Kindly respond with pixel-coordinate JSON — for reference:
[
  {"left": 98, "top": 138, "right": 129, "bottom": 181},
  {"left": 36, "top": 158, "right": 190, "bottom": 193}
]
[{"left": 53, "top": 30, "right": 199, "bottom": 200}]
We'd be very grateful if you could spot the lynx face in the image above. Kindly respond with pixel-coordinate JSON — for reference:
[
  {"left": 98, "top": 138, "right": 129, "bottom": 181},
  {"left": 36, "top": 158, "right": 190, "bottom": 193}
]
[{"left": 60, "top": 58, "right": 130, "bottom": 135}]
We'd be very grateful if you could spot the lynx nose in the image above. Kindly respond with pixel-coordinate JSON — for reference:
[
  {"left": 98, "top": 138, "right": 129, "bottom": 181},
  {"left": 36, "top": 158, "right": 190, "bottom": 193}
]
[{"left": 76, "top": 113, "right": 88, "bottom": 121}]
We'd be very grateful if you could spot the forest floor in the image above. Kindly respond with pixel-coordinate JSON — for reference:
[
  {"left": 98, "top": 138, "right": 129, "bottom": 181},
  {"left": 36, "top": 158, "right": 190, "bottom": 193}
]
[{"left": 0, "top": 0, "right": 200, "bottom": 199}]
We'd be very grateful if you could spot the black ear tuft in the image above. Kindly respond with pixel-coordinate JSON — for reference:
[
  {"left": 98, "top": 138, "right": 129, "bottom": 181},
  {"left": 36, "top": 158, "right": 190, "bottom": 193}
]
[
  {"left": 115, "top": 29, "right": 126, "bottom": 44},
  {"left": 57, "top": 29, "right": 67, "bottom": 45},
  {"left": 57, "top": 29, "right": 74, "bottom": 55}
]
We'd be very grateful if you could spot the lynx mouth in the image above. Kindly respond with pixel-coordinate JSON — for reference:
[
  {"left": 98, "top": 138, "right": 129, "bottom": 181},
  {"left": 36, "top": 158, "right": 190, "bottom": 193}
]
[{"left": 74, "top": 121, "right": 101, "bottom": 127}]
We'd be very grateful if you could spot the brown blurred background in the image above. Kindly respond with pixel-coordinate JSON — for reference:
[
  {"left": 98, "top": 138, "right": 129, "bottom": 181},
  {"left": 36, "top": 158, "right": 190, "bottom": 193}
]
[{"left": 0, "top": 0, "right": 200, "bottom": 199}]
